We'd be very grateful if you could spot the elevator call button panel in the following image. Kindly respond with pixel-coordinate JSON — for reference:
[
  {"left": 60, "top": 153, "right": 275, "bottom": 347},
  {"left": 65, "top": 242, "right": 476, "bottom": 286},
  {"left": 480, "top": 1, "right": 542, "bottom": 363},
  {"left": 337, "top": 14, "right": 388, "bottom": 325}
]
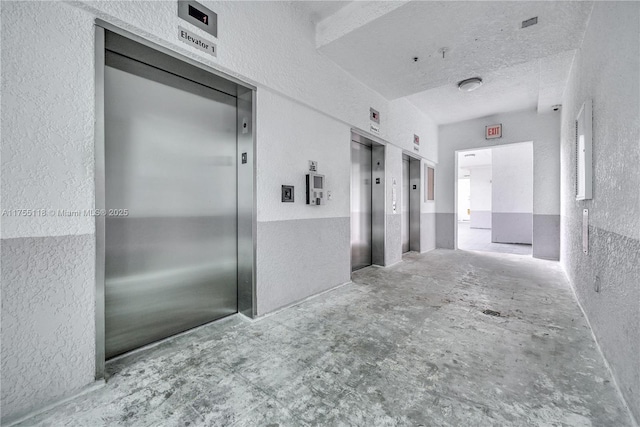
[{"left": 306, "top": 173, "right": 325, "bottom": 206}]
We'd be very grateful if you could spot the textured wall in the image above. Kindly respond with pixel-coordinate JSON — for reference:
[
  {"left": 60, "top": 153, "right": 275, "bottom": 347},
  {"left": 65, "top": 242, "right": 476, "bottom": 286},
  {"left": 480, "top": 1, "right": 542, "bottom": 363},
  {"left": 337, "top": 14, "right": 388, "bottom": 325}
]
[
  {"left": 384, "top": 144, "right": 403, "bottom": 265},
  {"left": 1, "top": 0, "right": 439, "bottom": 420},
  {"left": 1, "top": 1, "right": 95, "bottom": 239},
  {"left": 255, "top": 89, "right": 351, "bottom": 223},
  {"left": 559, "top": 2, "right": 640, "bottom": 422},
  {"left": 437, "top": 110, "right": 561, "bottom": 257},
  {"left": 420, "top": 213, "right": 436, "bottom": 252},
  {"left": 1, "top": 235, "right": 96, "bottom": 422},
  {"left": 256, "top": 217, "right": 350, "bottom": 315},
  {"left": 0, "top": 2, "right": 98, "bottom": 423},
  {"left": 420, "top": 159, "right": 437, "bottom": 252}
]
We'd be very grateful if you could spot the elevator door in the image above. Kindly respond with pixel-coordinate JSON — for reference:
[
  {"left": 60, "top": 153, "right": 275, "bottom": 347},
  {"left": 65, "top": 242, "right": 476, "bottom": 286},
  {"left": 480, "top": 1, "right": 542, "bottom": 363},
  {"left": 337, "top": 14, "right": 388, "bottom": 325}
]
[
  {"left": 401, "top": 158, "right": 410, "bottom": 253},
  {"left": 351, "top": 141, "right": 372, "bottom": 271},
  {"left": 104, "top": 52, "right": 238, "bottom": 358}
]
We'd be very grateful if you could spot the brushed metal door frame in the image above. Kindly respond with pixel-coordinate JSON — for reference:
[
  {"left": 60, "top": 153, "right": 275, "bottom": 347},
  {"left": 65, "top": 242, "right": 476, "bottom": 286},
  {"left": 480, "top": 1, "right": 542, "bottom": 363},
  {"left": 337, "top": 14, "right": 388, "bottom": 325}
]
[
  {"left": 409, "top": 157, "right": 421, "bottom": 252},
  {"left": 350, "top": 130, "right": 385, "bottom": 271},
  {"left": 94, "top": 23, "right": 256, "bottom": 379},
  {"left": 350, "top": 141, "right": 372, "bottom": 271},
  {"left": 401, "top": 157, "right": 410, "bottom": 253}
]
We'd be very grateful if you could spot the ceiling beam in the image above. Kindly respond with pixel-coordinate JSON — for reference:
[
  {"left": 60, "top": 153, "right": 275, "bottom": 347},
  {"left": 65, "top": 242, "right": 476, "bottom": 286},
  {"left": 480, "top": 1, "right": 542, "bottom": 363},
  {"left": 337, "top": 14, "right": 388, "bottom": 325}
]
[{"left": 316, "top": 1, "right": 411, "bottom": 49}]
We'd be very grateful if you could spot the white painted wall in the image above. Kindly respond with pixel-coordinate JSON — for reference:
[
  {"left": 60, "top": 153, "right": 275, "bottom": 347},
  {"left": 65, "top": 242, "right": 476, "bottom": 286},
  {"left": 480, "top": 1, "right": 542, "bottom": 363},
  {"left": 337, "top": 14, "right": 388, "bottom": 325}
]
[
  {"left": 384, "top": 144, "right": 403, "bottom": 265},
  {"left": 559, "top": 2, "right": 640, "bottom": 422},
  {"left": 491, "top": 144, "right": 533, "bottom": 213},
  {"left": 256, "top": 89, "right": 350, "bottom": 222},
  {"left": 469, "top": 166, "right": 491, "bottom": 228},
  {"left": 491, "top": 143, "right": 533, "bottom": 244},
  {"left": 437, "top": 109, "right": 560, "bottom": 252},
  {"left": 1, "top": 1, "right": 439, "bottom": 421},
  {"left": 457, "top": 178, "right": 470, "bottom": 221},
  {"left": 438, "top": 110, "right": 559, "bottom": 216},
  {"left": 1, "top": 0, "right": 438, "bottom": 240}
]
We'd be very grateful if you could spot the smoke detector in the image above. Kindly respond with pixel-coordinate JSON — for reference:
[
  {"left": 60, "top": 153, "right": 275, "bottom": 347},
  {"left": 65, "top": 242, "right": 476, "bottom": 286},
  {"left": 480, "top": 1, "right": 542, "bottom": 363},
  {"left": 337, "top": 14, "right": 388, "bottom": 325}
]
[{"left": 458, "top": 77, "right": 483, "bottom": 92}]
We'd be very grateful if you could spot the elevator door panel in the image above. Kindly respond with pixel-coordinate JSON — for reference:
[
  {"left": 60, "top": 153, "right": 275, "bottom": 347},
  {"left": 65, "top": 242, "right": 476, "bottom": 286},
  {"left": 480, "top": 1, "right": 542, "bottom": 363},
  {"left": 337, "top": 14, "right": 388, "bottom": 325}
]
[
  {"left": 104, "top": 58, "right": 237, "bottom": 358},
  {"left": 402, "top": 159, "right": 410, "bottom": 253},
  {"left": 351, "top": 142, "right": 372, "bottom": 271}
]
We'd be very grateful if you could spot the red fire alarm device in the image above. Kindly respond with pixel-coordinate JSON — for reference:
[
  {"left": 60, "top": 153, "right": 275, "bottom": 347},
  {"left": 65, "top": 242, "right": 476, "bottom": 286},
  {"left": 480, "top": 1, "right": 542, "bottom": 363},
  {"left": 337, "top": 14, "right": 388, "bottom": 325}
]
[{"left": 485, "top": 124, "right": 502, "bottom": 139}]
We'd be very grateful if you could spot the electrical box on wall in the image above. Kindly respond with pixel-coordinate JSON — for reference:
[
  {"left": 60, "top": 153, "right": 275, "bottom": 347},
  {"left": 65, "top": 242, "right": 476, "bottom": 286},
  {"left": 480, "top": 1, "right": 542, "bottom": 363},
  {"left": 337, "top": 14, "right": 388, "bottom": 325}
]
[
  {"left": 575, "top": 100, "right": 593, "bottom": 200},
  {"left": 306, "top": 173, "right": 325, "bottom": 205}
]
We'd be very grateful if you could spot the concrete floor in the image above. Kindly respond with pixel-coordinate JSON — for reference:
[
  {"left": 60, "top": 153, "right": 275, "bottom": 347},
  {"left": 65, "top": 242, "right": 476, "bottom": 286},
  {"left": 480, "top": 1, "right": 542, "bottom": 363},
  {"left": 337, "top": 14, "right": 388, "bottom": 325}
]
[
  {"left": 458, "top": 221, "right": 533, "bottom": 256},
  {"left": 19, "top": 250, "right": 632, "bottom": 426}
]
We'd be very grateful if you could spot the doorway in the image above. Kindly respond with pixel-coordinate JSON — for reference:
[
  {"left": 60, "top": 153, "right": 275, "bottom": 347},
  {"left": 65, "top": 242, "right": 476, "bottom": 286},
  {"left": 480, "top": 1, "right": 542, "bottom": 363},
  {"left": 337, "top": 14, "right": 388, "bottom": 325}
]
[
  {"left": 97, "top": 28, "right": 255, "bottom": 362},
  {"left": 350, "top": 132, "right": 385, "bottom": 271},
  {"left": 455, "top": 143, "right": 533, "bottom": 255},
  {"left": 401, "top": 155, "right": 421, "bottom": 253}
]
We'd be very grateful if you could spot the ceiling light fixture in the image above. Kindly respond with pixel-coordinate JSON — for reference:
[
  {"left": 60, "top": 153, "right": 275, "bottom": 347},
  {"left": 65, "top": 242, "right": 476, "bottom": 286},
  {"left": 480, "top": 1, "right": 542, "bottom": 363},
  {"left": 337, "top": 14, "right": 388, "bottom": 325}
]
[{"left": 458, "top": 77, "right": 483, "bottom": 92}]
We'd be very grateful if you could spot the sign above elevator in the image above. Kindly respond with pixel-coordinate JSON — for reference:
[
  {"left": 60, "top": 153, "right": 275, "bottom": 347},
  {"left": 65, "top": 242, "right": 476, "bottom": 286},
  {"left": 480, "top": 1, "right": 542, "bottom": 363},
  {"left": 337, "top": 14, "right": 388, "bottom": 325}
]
[
  {"left": 178, "top": 1, "right": 217, "bottom": 37},
  {"left": 178, "top": 26, "right": 217, "bottom": 57}
]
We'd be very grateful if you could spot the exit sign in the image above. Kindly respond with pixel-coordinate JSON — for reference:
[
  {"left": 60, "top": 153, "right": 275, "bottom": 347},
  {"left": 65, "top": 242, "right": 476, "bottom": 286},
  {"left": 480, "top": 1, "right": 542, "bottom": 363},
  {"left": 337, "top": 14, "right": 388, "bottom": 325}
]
[{"left": 486, "top": 124, "right": 502, "bottom": 139}]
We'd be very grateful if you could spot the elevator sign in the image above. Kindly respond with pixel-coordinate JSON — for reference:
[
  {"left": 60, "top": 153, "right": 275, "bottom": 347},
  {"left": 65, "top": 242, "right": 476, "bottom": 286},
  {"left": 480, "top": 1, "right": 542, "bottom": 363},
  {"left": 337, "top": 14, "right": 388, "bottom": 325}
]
[
  {"left": 178, "top": 26, "right": 217, "bottom": 57},
  {"left": 485, "top": 124, "right": 502, "bottom": 139}
]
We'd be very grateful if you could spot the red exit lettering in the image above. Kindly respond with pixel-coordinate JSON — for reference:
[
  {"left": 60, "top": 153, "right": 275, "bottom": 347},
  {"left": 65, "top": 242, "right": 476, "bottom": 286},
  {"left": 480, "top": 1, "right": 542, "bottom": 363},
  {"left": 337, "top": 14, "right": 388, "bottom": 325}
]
[{"left": 486, "top": 124, "right": 502, "bottom": 139}]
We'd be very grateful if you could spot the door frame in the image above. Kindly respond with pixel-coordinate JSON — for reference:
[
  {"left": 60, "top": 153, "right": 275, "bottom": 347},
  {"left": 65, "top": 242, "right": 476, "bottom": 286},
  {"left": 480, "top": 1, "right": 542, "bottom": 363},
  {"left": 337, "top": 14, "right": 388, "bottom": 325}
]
[
  {"left": 350, "top": 129, "right": 386, "bottom": 271},
  {"left": 454, "top": 141, "right": 533, "bottom": 250},
  {"left": 94, "top": 22, "right": 256, "bottom": 379}
]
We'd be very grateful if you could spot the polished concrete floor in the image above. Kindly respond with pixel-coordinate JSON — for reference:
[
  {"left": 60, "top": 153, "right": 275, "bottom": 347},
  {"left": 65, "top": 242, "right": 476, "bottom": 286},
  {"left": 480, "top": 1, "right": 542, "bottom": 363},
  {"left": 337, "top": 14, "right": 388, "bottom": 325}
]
[
  {"left": 458, "top": 221, "right": 533, "bottom": 255},
  {"left": 20, "top": 250, "right": 632, "bottom": 426}
]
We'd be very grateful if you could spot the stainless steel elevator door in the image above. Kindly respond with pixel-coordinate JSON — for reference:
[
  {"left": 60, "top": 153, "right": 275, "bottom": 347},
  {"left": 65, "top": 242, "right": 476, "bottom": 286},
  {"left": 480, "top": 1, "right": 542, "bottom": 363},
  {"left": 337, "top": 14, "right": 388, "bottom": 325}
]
[
  {"left": 104, "top": 56, "right": 237, "bottom": 358},
  {"left": 351, "top": 141, "right": 373, "bottom": 271},
  {"left": 401, "top": 158, "right": 410, "bottom": 253}
]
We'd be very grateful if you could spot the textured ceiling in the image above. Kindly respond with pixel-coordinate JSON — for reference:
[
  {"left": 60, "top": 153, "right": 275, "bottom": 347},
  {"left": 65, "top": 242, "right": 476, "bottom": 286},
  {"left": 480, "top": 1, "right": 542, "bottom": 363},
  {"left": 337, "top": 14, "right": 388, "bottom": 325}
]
[
  {"left": 407, "top": 50, "right": 575, "bottom": 123},
  {"left": 310, "top": 1, "right": 593, "bottom": 123},
  {"left": 295, "top": 0, "right": 352, "bottom": 24}
]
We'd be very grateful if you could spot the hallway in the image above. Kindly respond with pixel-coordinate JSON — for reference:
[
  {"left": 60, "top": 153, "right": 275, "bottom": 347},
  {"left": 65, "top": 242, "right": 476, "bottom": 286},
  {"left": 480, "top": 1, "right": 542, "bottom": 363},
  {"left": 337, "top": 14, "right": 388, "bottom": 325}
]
[
  {"left": 457, "top": 222, "right": 532, "bottom": 256},
  {"left": 18, "top": 250, "right": 632, "bottom": 426}
]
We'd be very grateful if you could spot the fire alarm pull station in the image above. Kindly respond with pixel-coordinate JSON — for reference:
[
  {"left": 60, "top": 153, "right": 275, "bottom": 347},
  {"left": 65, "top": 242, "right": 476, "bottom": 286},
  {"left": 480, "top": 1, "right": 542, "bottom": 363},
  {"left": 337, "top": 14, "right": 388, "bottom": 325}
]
[{"left": 306, "top": 173, "right": 325, "bottom": 206}]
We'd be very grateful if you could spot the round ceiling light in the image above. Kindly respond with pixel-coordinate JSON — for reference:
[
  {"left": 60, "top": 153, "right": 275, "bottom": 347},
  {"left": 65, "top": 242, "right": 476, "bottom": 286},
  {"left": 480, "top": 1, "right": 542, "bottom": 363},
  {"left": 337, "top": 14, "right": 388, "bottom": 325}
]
[{"left": 458, "top": 77, "right": 483, "bottom": 92}]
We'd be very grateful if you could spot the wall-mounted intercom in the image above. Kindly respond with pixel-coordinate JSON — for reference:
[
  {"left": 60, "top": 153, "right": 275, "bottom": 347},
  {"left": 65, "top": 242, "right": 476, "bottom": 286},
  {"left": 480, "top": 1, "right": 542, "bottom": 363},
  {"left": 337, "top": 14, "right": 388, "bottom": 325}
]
[{"left": 306, "top": 173, "right": 325, "bottom": 205}]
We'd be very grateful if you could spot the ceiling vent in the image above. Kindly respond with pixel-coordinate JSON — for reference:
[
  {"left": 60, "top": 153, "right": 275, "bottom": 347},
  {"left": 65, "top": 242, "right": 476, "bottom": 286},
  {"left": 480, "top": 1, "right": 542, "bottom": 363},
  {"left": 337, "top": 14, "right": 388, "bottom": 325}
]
[{"left": 522, "top": 17, "right": 538, "bottom": 28}]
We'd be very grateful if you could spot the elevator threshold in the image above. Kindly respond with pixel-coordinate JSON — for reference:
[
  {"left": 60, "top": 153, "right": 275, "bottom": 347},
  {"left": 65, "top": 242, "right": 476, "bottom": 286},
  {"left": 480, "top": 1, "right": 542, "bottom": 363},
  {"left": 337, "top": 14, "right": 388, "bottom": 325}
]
[{"left": 106, "top": 312, "right": 243, "bottom": 364}]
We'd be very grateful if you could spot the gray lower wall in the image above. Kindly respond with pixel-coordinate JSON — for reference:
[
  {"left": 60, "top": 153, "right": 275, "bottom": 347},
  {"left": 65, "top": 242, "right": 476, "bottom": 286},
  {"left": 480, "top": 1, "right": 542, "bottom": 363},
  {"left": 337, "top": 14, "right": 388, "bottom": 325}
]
[
  {"left": 491, "top": 212, "right": 533, "bottom": 244},
  {"left": 438, "top": 211, "right": 559, "bottom": 257},
  {"left": 385, "top": 214, "right": 402, "bottom": 266},
  {"left": 420, "top": 212, "right": 436, "bottom": 253},
  {"left": 562, "top": 216, "right": 640, "bottom": 419},
  {"left": 1, "top": 234, "right": 96, "bottom": 423},
  {"left": 533, "top": 214, "right": 560, "bottom": 260},
  {"left": 435, "top": 213, "right": 455, "bottom": 249},
  {"left": 470, "top": 210, "right": 491, "bottom": 229},
  {"left": 256, "top": 217, "right": 351, "bottom": 315}
]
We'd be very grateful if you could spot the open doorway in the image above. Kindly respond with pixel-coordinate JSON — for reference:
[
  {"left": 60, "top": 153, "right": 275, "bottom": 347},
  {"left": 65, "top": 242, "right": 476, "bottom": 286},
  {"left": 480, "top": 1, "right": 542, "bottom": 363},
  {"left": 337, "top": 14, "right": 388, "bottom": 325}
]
[{"left": 456, "top": 143, "right": 533, "bottom": 255}]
